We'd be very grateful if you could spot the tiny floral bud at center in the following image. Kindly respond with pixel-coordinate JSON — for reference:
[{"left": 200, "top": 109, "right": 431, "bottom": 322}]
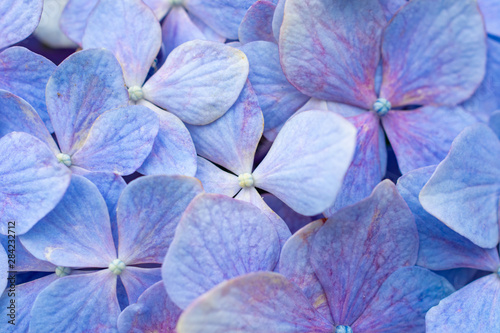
[
  {"left": 372, "top": 98, "right": 391, "bottom": 117},
  {"left": 56, "top": 153, "right": 72, "bottom": 167},
  {"left": 169, "top": 0, "right": 184, "bottom": 6},
  {"left": 128, "top": 85, "right": 144, "bottom": 102},
  {"left": 55, "top": 266, "right": 72, "bottom": 277},
  {"left": 109, "top": 259, "right": 126, "bottom": 275},
  {"left": 238, "top": 173, "right": 254, "bottom": 188},
  {"left": 336, "top": 325, "right": 353, "bottom": 333}
]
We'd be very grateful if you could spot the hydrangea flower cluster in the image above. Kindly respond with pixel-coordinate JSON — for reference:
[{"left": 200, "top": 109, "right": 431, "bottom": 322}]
[{"left": 0, "top": 0, "right": 498, "bottom": 331}]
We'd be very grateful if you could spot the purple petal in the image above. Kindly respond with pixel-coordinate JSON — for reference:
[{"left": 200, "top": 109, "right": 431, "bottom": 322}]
[
  {"left": 162, "top": 7, "right": 207, "bottom": 56},
  {"left": 311, "top": 180, "right": 418, "bottom": 325},
  {"left": 120, "top": 267, "right": 162, "bottom": 304},
  {"left": 382, "top": 106, "right": 477, "bottom": 174},
  {"left": 143, "top": 0, "right": 171, "bottom": 19},
  {"left": 238, "top": 1, "right": 276, "bottom": 44},
  {"left": 20, "top": 175, "right": 116, "bottom": 267},
  {"left": 177, "top": 272, "right": 334, "bottom": 332},
  {"left": 117, "top": 281, "right": 181, "bottom": 333},
  {"left": 0, "top": 47, "right": 55, "bottom": 132},
  {"left": 163, "top": 194, "right": 280, "bottom": 309},
  {"left": 262, "top": 194, "right": 317, "bottom": 234},
  {"left": 426, "top": 274, "right": 500, "bottom": 332},
  {"left": 60, "top": 0, "right": 99, "bottom": 45},
  {"left": 71, "top": 106, "right": 159, "bottom": 175},
  {"left": 479, "top": 0, "right": 500, "bottom": 37},
  {"left": 117, "top": 175, "right": 203, "bottom": 265},
  {"left": 143, "top": 40, "right": 249, "bottom": 125},
  {"left": 0, "top": 132, "right": 71, "bottom": 235},
  {"left": 420, "top": 124, "right": 500, "bottom": 248},
  {"left": 380, "top": 0, "right": 486, "bottom": 107},
  {"left": 279, "top": 0, "right": 385, "bottom": 108},
  {"left": 353, "top": 267, "right": 454, "bottom": 333},
  {"left": 82, "top": 0, "right": 161, "bottom": 87},
  {"left": 0, "top": 0, "right": 43, "bottom": 49},
  {"left": 46, "top": 48, "right": 128, "bottom": 155},
  {"left": 253, "top": 110, "right": 356, "bottom": 215},
  {"left": 195, "top": 157, "right": 240, "bottom": 197}
]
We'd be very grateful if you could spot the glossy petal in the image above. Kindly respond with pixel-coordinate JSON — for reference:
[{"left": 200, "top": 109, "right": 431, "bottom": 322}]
[
  {"left": 163, "top": 194, "right": 280, "bottom": 309},
  {"left": 117, "top": 175, "right": 203, "bottom": 265},
  {"left": 311, "top": 180, "right": 418, "bottom": 325},
  {"left": 353, "top": 267, "right": 454, "bottom": 333},
  {"left": 138, "top": 103, "right": 196, "bottom": 176},
  {"left": 238, "top": 1, "right": 276, "bottom": 44},
  {"left": 162, "top": 7, "right": 206, "bottom": 56},
  {"left": 117, "top": 281, "right": 181, "bottom": 333},
  {"left": 479, "top": 0, "right": 500, "bottom": 37},
  {"left": 60, "top": 0, "right": 99, "bottom": 45},
  {"left": 120, "top": 267, "right": 162, "bottom": 304},
  {"left": 0, "top": 47, "right": 55, "bottom": 132},
  {"left": 420, "top": 124, "right": 500, "bottom": 248},
  {"left": 0, "top": 132, "right": 71, "bottom": 235},
  {"left": 0, "top": 0, "right": 43, "bottom": 49},
  {"left": 20, "top": 175, "right": 116, "bottom": 267},
  {"left": 489, "top": 110, "right": 500, "bottom": 140},
  {"left": 46, "top": 48, "right": 128, "bottom": 154},
  {"left": 177, "top": 272, "right": 334, "bottom": 333},
  {"left": 253, "top": 110, "right": 356, "bottom": 215},
  {"left": 143, "top": 40, "right": 249, "bottom": 125},
  {"left": 262, "top": 194, "right": 316, "bottom": 234},
  {"left": 426, "top": 274, "right": 500, "bottom": 332},
  {"left": 82, "top": 0, "right": 162, "bottom": 87},
  {"left": 186, "top": 81, "right": 262, "bottom": 174},
  {"left": 278, "top": 220, "right": 331, "bottom": 322},
  {"left": 380, "top": 0, "right": 486, "bottom": 107},
  {"left": 280, "top": 0, "right": 385, "bottom": 108},
  {"left": 398, "top": 166, "right": 500, "bottom": 271},
  {"left": 239, "top": 42, "right": 310, "bottom": 137},
  {"left": 383, "top": 106, "right": 477, "bottom": 174},
  {"left": 195, "top": 157, "right": 240, "bottom": 197},
  {"left": 29, "top": 270, "right": 120, "bottom": 333},
  {"left": 71, "top": 106, "right": 159, "bottom": 175},
  {"left": 185, "top": 0, "right": 255, "bottom": 39}
]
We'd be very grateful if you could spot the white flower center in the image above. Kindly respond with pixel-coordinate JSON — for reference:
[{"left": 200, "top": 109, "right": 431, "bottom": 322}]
[
  {"left": 56, "top": 153, "right": 72, "bottom": 167},
  {"left": 169, "top": 0, "right": 184, "bottom": 6},
  {"left": 55, "top": 266, "right": 72, "bottom": 277},
  {"left": 128, "top": 86, "right": 144, "bottom": 102},
  {"left": 109, "top": 259, "right": 126, "bottom": 275},
  {"left": 372, "top": 98, "right": 391, "bottom": 117},
  {"left": 238, "top": 173, "right": 254, "bottom": 188}
]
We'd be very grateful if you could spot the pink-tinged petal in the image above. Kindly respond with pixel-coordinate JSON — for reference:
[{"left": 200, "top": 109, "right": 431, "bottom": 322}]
[
  {"left": 383, "top": 106, "right": 477, "bottom": 174},
  {"left": 324, "top": 111, "right": 386, "bottom": 216},
  {"left": 137, "top": 102, "right": 196, "bottom": 177},
  {"left": 195, "top": 157, "right": 240, "bottom": 197},
  {"left": 235, "top": 187, "right": 292, "bottom": 248},
  {"left": 186, "top": 81, "right": 262, "bottom": 174},
  {"left": 120, "top": 267, "right": 162, "bottom": 304},
  {"left": 380, "top": 0, "right": 486, "bottom": 107},
  {"left": 185, "top": 0, "right": 255, "bottom": 39},
  {"left": 0, "top": 47, "right": 55, "bottom": 132},
  {"left": 71, "top": 106, "right": 159, "bottom": 175},
  {"left": 177, "top": 272, "right": 334, "bottom": 333},
  {"left": 46, "top": 49, "right": 128, "bottom": 155},
  {"left": 162, "top": 7, "right": 207, "bottom": 57},
  {"left": 353, "top": 267, "right": 454, "bottom": 333},
  {"left": 29, "top": 270, "right": 121, "bottom": 333},
  {"left": 0, "top": 90, "right": 58, "bottom": 153},
  {"left": 398, "top": 166, "right": 500, "bottom": 272},
  {"left": 279, "top": 0, "right": 385, "bottom": 108},
  {"left": 0, "top": 132, "right": 71, "bottom": 235},
  {"left": 426, "top": 274, "right": 500, "bottom": 332},
  {"left": 143, "top": 40, "right": 249, "bottom": 125},
  {"left": 82, "top": 0, "right": 161, "bottom": 87},
  {"left": 420, "top": 124, "right": 500, "bottom": 248},
  {"left": 60, "top": 0, "right": 99, "bottom": 45},
  {"left": 118, "top": 281, "right": 181, "bottom": 333},
  {"left": 20, "top": 175, "right": 116, "bottom": 267},
  {"left": 239, "top": 1, "right": 276, "bottom": 44},
  {"left": 0, "top": 274, "right": 58, "bottom": 332},
  {"left": 143, "top": 0, "right": 171, "bottom": 19},
  {"left": 239, "top": 42, "right": 310, "bottom": 140},
  {"left": 262, "top": 194, "right": 317, "bottom": 234},
  {"left": 163, "top": 194, "right": 280, "bottom": 309},
  {"left": 117, "top": 175, "right": 203, "bottom": 265},
  {"left": 479, "top": 0, "right": 500, "bottom": 37},
  {"left": 311, "top": 180, "right": 418, "bottom": 326},
  {"left": 253, "top": 110, "right": 356, "bottom": 215},
  {"left": 278, "top": 220, "right": 332, "bottom": 322},
  {"left": 0, "top": 0, "right": 43, "bottom": 49}
]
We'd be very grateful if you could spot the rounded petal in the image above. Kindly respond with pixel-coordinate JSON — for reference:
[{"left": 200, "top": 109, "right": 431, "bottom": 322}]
[
  {"left": 162, "top": 7, "right": 207, "bottom": 56},
  {"left": 60, "top": 0, "right": 99, "bottom": 45},
  {"left": 238, "top": 1, "right": 276, "bottom": 44},
  {"left": 120, "top": 267, "right": 162, "bottom": 304},
  {"left": 0, "top": 0, "right": 43, "bottom": 49}
]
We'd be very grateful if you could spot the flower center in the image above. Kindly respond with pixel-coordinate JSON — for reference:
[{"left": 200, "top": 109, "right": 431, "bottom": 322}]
[
  {"left": 169, "top": 0, "right": 184, "bottom": 6},
  {"left": 128, "top": 86, "right": 144, "bottom": 102},
  {"left": 238, "top": 173, "right": 254, "bottom": 188},
  {"left": 55, "top": 266, "right": 72, "bottom": 277},
  {"left": 336, "top": 326, "right": 353, "bottom": 333},
  {"left": 372, "top": 98, "right": 391, "bottom": 117},
  {"left": 56, "top": 153, "right": 72, "bottom": 167},
  {"left": 108, "top": 259, "right": 126, "bottom": 275}
]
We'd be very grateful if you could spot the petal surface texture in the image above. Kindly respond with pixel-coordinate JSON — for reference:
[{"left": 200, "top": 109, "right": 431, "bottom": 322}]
[{"left": 0, "top": 0, "right": 43, "bottom": 49}]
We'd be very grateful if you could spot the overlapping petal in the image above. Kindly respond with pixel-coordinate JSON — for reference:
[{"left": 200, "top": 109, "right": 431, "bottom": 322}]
[{"left": 0, "top": 0, "right": 43, "bottom": 49}]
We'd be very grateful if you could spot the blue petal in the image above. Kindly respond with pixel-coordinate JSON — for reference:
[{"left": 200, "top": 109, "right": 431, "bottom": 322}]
[
  {"left": 489, "top": 110, "right": 500, "bottom": 140},
  {"left": 195, "top": 156, "right": 240, "bottom": 197},
  {"left": 0, "top": 0, "right": 43, "bottom": 49},
  {"left": 120, "top": 267, "right": 162, "bottom": 304},
  {"left": 238, "top": 1, "right": 276, "bottom": 44},
  {"left": 60, "top": 0, "right": 99, "bottom": 45}
]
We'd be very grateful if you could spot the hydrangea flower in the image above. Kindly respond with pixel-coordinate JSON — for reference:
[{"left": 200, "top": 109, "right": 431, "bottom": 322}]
[
  {"left": 176, "top": 181, "right": 454, "bottom": 332},
  {"left": 0, "top": 48, "right": 159, "bottom": 235},
  {"left": 19, "top": 174, "right": 202, "bottom": 332}
]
